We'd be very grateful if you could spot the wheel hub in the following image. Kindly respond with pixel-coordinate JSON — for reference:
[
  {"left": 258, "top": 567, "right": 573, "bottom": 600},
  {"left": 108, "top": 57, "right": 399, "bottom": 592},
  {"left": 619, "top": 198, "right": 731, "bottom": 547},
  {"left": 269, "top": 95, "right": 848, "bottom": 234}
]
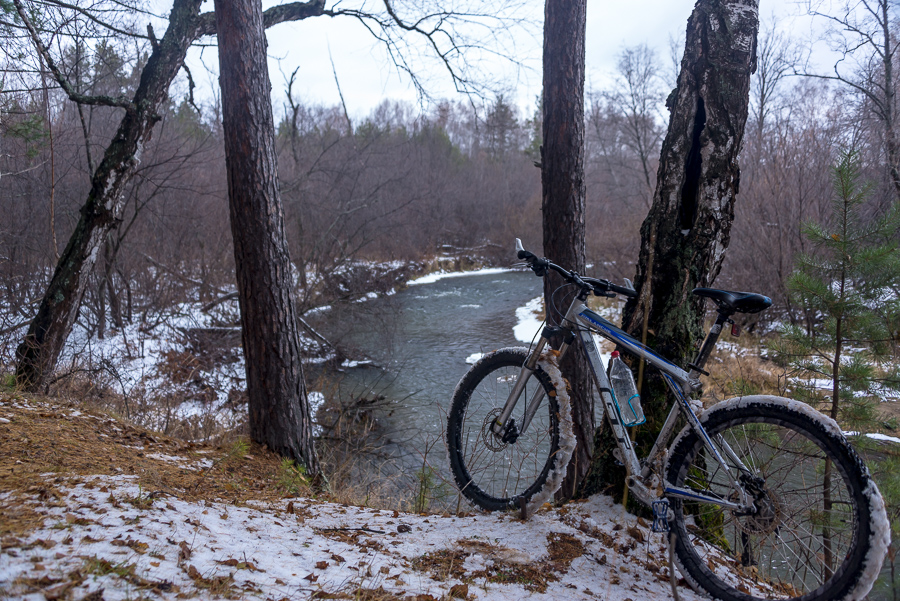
[
  {"left": 732, "top": 486, "right": 781, "bottom": 536},
  {"left": 482, "top": 409, "right": 508, "bottom": 452}
]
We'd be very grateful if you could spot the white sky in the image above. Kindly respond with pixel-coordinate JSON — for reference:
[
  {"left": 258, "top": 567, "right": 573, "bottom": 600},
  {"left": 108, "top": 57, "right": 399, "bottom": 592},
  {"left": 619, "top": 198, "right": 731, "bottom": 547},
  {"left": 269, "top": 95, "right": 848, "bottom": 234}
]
[{"left": 183, "top": 0, "right": 815, "bottom": 120}]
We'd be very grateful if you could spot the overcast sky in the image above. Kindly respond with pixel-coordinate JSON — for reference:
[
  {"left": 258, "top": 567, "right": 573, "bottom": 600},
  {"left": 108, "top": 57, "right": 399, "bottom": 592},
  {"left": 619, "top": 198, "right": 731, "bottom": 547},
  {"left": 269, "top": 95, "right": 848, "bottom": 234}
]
[{"left": 185, "top": 0, "right": 813, "bottom": 120}]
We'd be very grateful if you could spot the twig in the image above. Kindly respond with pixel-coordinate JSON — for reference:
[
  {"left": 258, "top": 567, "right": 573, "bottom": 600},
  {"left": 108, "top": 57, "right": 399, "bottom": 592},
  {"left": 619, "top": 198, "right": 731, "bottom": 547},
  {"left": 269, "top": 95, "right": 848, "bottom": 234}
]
[{"left": 316, "top": 527, "right": 386, "bottom": 534}]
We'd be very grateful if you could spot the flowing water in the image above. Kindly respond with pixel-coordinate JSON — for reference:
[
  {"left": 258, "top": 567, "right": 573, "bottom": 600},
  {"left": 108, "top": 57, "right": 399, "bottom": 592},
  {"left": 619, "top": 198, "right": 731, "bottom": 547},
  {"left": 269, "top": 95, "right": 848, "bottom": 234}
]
[
  {"left": 313, "top": 269, "right": 541, "bottom": 450},
  {"left": 306, "top": 269, "right": 543, "bottom": 506}
]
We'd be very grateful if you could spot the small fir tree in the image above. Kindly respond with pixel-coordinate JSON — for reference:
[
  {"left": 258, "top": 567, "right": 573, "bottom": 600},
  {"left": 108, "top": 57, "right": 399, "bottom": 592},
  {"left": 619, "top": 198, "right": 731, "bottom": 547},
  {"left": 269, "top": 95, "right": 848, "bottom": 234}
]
[
  {"left": 774, "top": 150, "right": 900, "bottom": 429},
  {"left": 772, "top": 150, "right": 900, "bottom": 584}
]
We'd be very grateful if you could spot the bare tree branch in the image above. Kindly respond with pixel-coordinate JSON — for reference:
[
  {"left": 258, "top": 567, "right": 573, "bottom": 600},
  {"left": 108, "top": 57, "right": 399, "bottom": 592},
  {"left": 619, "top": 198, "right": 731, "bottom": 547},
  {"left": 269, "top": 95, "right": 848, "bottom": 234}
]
[{"left": 13, "top": 0, "right": 136, "bottom": 110}]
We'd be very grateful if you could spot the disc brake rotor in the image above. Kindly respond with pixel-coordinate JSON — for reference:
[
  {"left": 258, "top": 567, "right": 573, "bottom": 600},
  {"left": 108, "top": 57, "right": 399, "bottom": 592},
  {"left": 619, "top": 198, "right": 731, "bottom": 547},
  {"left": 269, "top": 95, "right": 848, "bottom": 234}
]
[
  {"left": 482, "top": 409, "right": 508, "bottom": 452},
  {"left": 732, "top": 488, "right": 782, "bottom": 536}
]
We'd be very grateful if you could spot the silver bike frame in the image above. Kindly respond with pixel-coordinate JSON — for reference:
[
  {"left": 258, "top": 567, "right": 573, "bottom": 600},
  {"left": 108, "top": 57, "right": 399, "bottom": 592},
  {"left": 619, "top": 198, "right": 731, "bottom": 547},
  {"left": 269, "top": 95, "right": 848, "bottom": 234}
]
[{"left": 494, "top": 295, "right": 755, "bottom": 511}]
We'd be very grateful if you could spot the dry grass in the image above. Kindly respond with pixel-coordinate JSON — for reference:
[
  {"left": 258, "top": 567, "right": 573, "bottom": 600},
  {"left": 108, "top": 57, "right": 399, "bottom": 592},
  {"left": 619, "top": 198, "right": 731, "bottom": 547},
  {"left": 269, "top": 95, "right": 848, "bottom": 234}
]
[
  {"left": 410, "top": 531, "right": 585, "bottom": 595},
  {"left": 0, "top": 389, "right": 319, "bottom": 540},
  {"left": 700, "top": 346, "right": 785, "bottom": 406}
]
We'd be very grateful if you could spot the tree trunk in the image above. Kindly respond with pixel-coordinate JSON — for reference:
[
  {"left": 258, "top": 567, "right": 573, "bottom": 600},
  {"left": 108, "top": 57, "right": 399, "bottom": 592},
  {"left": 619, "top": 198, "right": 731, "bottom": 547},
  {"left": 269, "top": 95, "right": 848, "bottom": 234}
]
[
  {"left": 14, "top": 0, "right": 326, "bottom": 390},
  {"left": 541, "top": 0, "right": 589, "bottom": 499},
  {"left": 215, "top": 0, "right": 320, "bottom": 474},
  {"left": 15, "top": 0, "right": 206, "bottom": 390},
  {"left": 600, "top": 0, "right": 759, "bottom": 495},
  {"left": 880, "top": 0, "right": 900, "bottom": 203}
]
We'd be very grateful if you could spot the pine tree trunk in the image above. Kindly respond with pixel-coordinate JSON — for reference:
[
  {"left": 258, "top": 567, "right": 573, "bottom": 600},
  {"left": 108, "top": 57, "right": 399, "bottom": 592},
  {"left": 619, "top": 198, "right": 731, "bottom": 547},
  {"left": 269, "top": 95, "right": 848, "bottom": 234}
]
[
  {"left": 595, "top": 0, "right": 760, "bottom": 495},
  {"left": 541, "top": 0, "right": 590, "bottom": 499},
  {"left": 215, "top": 0, "right": 320, "bottom": 474}
]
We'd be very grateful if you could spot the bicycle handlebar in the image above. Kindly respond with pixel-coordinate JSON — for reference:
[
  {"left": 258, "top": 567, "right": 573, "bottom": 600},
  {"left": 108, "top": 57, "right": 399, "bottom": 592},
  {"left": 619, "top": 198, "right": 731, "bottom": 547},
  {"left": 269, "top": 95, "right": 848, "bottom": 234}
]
[{"left": 514, "top": 238, "right": 638, "bottom": 299}]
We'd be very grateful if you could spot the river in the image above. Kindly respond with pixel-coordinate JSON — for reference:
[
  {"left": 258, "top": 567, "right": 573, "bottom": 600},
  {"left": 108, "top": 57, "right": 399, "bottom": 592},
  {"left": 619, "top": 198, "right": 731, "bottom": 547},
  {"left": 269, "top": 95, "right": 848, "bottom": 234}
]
[{"left": 305, "top": 268, "right": 544, "bottom": 507}]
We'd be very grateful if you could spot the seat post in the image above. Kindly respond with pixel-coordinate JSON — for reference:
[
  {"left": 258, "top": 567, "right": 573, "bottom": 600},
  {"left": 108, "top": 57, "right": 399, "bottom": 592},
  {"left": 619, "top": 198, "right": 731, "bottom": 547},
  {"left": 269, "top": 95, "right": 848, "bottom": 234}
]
[{"left": 688, "top": 310, "right": 732, "bottom": 376}]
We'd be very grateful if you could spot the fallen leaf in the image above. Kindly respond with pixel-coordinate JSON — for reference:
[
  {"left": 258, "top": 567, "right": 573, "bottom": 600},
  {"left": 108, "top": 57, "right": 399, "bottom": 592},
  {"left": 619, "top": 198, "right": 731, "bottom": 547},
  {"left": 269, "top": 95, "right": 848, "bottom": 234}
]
[
  {"left": 626, "top": 526, "right": 644, "bottom": 543},
  {"left": 42, "top": 580, "right": 76, "bottom": 601},
  {"left": 315, "top": 561, "right": 328, "bottom": 569},
  {"left": 449, "top": 583, "right": 468, "bottom": 598},
  {"left": 178, "top": 541, "right": 191, "bottom": 562}
]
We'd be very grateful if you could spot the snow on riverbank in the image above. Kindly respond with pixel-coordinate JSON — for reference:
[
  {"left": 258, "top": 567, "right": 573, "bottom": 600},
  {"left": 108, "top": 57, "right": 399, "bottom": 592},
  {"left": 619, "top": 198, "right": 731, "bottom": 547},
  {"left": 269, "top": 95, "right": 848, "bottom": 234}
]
[
  {"left": 513, "top": 296, "right": 544, "bottom": 343},
  {"left": 407, "top": 267, "right": 515, "bottom": 286}
]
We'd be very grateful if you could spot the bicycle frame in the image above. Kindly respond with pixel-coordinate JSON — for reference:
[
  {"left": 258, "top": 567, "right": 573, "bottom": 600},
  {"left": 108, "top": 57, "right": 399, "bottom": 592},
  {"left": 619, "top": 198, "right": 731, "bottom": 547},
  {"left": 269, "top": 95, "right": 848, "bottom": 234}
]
[{"left": 495, "top": 294, "right": 756, "bottom": 512}]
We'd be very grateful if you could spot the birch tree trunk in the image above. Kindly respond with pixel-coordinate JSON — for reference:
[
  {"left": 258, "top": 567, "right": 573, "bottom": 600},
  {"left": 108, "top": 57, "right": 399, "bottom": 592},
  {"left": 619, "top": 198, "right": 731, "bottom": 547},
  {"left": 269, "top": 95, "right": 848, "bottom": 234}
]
[
  {"left": 541, "top": 0, "right": 590, "bottom": 499},
  {"left": 593, "top": 0, "right": 760, "bottom": 495},
  {"left": 215, "top": 0, "right": 320, "bottom": 474}
]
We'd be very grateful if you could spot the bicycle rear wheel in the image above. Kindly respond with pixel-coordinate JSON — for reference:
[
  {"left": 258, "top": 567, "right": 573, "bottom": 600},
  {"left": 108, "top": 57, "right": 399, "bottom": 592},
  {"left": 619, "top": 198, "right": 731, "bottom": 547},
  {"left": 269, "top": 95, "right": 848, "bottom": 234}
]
[
  {"left": 666, "top": 396, "right": 888, "bottom": 601},
  {"left": 446, "top": 347, "right": 572, "bottom": 512}
]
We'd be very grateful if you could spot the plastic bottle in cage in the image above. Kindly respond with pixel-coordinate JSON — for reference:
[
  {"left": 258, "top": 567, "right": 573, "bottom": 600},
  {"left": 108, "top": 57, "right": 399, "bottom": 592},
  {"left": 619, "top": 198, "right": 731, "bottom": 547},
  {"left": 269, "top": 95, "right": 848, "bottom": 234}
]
[{"left": 608, "top": 351, "right": 645, "bottom": 426}]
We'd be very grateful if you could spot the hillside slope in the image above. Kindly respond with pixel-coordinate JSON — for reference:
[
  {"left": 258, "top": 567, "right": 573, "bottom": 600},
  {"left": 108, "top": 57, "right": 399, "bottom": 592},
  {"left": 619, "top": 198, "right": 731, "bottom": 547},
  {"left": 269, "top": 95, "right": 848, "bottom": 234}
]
[{"left": 0, "top": 394, "right": 703, "bottom": 601}]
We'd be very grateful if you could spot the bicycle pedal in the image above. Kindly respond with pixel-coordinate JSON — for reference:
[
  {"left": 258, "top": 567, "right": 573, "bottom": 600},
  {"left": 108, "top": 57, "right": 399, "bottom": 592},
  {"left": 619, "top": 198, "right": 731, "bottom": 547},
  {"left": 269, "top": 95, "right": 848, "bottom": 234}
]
[{"left": 651, "top": 499, "right": 670, "bottom": 533}]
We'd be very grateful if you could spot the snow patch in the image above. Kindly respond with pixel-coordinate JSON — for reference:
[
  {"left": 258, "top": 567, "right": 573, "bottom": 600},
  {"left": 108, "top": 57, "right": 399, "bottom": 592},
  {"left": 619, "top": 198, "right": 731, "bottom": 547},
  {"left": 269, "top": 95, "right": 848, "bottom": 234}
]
[
  {"left": 513, "top": 296, "right": 544, "bottom": 343},
  {"left": 407, "top": 267, "right": 513, "bottom": 286},
  {"left": 465, "top": 352, "right": 485, "bottom": 365},
  {"left": 844, "top": 431, "right": 900, "bottom": 444}
]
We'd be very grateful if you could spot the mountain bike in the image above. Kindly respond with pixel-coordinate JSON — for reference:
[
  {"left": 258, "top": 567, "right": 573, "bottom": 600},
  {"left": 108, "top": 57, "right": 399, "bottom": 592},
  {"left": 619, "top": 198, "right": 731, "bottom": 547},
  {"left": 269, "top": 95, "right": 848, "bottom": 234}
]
[{"left": 446, "top": 239, "right": 888, "bottom": 601}]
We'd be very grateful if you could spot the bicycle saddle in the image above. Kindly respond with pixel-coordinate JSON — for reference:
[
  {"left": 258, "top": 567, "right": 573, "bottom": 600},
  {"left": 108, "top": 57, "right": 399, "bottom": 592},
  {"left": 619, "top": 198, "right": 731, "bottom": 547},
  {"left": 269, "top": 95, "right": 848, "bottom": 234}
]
[{"left": 692, "top": 288, "right": 772, "bottom": 314}]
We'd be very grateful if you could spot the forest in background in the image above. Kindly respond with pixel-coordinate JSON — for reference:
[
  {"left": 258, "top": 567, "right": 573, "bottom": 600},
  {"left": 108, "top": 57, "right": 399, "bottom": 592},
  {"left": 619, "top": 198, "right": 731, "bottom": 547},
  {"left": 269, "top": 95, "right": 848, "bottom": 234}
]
[{"left": 3, "top": 9, "right": 896, "bottom": 358}]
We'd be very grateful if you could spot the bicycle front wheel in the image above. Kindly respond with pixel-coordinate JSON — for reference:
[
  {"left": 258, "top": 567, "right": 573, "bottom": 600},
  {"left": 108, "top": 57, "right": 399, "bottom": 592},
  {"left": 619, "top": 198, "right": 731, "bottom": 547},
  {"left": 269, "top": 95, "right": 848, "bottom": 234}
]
[
  {"left": 666, "top": 396, "right": 888, "bottom": 601},
  {"left": 446, "top": 347, "right": 571, "bottom": 512}
]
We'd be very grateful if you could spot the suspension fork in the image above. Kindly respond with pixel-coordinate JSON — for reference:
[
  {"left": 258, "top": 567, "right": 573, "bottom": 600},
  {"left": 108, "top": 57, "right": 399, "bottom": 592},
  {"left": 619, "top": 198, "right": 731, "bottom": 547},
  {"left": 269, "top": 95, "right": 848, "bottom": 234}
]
[
  {"left": 491, "top": 326, "right": 575, "bottom": 437},
  {"left": 491, "top": 336, "right": 548, "bottom": 436}
]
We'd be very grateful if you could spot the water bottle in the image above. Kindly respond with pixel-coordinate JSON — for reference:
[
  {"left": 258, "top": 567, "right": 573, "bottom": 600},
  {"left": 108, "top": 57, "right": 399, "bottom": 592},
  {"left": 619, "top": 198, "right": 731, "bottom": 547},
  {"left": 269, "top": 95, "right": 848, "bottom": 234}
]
[{"left": 608, "top": 351, "right": 645, "bottom": 426}]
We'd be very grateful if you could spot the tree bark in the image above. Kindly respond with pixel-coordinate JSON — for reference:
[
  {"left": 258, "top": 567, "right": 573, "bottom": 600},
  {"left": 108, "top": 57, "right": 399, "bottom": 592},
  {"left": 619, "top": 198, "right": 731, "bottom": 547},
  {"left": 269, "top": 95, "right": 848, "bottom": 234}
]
[
  {"left": 215, "top": 0, "right": 320, "bottom": 474},
  {"left": 541, "top": 0, "right": 589, "bottom": 499},
  {"left": 598, "top": 0, "right": 759, "bottom": 495}
]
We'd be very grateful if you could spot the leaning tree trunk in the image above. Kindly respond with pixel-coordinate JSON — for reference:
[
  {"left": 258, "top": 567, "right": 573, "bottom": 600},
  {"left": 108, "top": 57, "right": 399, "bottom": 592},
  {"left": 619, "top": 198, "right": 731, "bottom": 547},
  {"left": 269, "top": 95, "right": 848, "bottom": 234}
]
[
  {"left": 15, "top": 0, "right": 206, "bottom": 390},
  {"left": 596, "top": 0, "right": 760, "bottom": 495},
  {"left": 541, "top": 0, "right": 590, "bottom": 499},
  {"left": 214, "top": 0, "right": 320, "bottom": 474},
  {"left": 14, "top": 0, "right": 326, "bottom": 391}
]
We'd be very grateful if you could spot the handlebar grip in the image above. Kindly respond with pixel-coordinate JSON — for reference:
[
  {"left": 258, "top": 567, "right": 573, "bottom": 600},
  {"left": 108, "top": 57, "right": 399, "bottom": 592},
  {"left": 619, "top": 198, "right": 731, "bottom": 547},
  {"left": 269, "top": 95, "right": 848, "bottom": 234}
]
[{"left": 608, "top": 283, "right": 638, "bottom": 298}]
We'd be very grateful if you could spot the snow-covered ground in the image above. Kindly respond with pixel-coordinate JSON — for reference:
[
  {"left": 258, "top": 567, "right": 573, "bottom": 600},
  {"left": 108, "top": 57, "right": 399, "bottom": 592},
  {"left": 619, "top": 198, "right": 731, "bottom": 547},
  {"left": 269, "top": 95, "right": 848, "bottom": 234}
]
[{"left": 1, "top": 474, "right": 702, "bottom": 601}]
